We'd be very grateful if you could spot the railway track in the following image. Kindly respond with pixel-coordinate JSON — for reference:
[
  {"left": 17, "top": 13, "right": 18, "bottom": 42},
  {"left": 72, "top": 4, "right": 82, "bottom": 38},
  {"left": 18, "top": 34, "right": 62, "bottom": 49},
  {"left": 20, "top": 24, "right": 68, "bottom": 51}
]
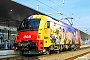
[
  {"left": 65, "top": 51, "right": 90, "bottom": 60},
  {"left": 38, "top": 46, "right": 90, "bottom": 60},
  {"left": 0, "top": 46, "right": 90, "bottom": 60}
]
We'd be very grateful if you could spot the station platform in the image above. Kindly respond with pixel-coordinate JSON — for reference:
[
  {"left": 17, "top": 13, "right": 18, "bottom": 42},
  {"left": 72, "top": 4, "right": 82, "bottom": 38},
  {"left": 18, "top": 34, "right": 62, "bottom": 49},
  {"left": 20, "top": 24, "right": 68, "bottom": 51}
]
[
  {"left": 0, "top": 50, "right": 21, "bottom": 58},
  {"left": 80, "top": 44, "right": 90, "bottom": 48},
  {"left": 0, "top": 45, "right": 89, "bottom": 59}
]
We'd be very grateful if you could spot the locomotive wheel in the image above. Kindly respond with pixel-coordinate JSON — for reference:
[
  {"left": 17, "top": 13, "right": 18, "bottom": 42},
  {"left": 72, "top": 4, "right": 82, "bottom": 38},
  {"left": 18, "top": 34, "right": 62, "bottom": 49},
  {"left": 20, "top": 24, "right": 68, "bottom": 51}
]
[
  {"left": 74, "top": 45, "right": 80, "bottom": 51},
  {"left": 45, "top": 50, "right": 50, "bottom": 55},
  {"left": 56, "top": 50, "right": 60, "bottom": 54}
]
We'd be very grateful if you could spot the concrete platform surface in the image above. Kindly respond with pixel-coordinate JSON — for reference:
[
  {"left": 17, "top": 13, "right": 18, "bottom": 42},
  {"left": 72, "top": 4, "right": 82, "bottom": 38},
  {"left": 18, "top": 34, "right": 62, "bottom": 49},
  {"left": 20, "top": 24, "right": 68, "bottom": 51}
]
[
  {"left": 0, "top": 50, "right": 21, "bottom": 58},
  {"left": 80, "top": 44, "right": 90, "bottom": 48}
]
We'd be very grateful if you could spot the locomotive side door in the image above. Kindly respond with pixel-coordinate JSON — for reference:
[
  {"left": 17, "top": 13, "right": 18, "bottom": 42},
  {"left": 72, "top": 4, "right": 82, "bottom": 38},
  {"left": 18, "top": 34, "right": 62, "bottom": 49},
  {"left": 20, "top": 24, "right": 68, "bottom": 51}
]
[{"left": 43, "top": 21, "right": 52, "bottom": 47}]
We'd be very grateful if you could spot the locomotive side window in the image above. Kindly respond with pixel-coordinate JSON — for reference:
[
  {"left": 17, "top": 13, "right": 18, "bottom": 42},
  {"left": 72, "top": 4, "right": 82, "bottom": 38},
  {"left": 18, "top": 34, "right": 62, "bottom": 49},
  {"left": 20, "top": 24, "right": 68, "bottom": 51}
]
[
  {"left": 47, "top": 21, "right": 50, "bottom": 28},
  {"left": 19, "top": 19, "right": 40, "bottom": 31}
]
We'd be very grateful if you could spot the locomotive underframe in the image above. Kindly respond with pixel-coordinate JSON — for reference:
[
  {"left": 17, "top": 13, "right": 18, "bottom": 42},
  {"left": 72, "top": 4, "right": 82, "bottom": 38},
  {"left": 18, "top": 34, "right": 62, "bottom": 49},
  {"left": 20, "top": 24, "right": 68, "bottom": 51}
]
[
  {"left": 44, "top": 44, "right": 80, "bottom": 54},
  {"left": 14, "top": 40, "right": 80, "bottom": 55}
]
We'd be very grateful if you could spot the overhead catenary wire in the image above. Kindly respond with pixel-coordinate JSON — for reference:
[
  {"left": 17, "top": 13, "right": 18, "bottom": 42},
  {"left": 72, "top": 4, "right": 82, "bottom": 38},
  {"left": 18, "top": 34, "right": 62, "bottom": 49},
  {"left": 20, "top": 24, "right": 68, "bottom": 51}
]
[
  {"left": 36, "top": 0, "right": 59, "bottom": 12},
  {"left": 49, "top": 0, "right": 78, "bottom": 18},
  {"left": 18, "top": 0, "right": 89, "bottom": 33},
  {"left": 25, "top": 0, "right": 71, "bottom": 18},
  {"left": 49, "top": 0, "right": 72, "bottom": 14},
  {"left": 36, "top": 0, "right": 70, "bottom": 18},
  {"left": 48, "top": 0, "right": 87, "bottom": 29},
  {"left": 35, "top": 0, "right": 85, "bottom": 28},
  {"left": 36, "top": 0, "right": 78, "bottom": 27},
  {"left": 26, "top": 0, "right": 49, "bottom": 13},
  {"left": 48, "top": 0, "right": 88, "bottom": 30},
  {"left": 26, "top": 0, "right": 85, "bottom": 26},
  {"left": 26, "top": 0, "right": 60, "bottom": 14}
]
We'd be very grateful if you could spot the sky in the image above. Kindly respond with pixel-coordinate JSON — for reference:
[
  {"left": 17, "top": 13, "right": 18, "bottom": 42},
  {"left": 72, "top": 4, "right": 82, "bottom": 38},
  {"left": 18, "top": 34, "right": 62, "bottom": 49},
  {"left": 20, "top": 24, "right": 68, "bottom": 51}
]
[{"left": 13, "top": 0, "right": 90, "bottom": 35}]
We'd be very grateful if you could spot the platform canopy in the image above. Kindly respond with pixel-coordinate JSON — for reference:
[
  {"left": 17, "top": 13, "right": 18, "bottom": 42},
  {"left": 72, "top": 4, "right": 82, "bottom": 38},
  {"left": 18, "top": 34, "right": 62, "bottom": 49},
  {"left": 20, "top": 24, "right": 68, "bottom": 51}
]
[{"left": 0, "top": 0, "right": 45, "bottom": 27}]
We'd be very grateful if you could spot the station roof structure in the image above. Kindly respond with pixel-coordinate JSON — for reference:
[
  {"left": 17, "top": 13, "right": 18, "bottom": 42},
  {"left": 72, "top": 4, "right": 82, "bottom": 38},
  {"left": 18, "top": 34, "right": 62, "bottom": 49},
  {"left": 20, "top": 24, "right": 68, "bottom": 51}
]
[{"left": 0, "top": 0, "right": 45, "bottom": 27}]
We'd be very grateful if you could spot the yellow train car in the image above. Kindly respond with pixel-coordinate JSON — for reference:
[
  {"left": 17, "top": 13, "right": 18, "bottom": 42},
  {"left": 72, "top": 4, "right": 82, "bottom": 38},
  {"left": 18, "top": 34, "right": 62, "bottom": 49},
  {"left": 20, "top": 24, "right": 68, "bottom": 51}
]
[{"left": 14, "top": 15, "right": 82, "bottom": 54}]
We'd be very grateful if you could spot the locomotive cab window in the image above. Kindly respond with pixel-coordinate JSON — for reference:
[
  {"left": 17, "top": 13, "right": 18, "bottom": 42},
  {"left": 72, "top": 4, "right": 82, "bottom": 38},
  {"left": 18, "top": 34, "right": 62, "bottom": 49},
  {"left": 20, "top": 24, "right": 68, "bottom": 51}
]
[
  {"left": 47, "top": 21, "right": 50, "bottom": 28},
  {"left": 19, "top": 18, "right": 41, "bottom": 31}
]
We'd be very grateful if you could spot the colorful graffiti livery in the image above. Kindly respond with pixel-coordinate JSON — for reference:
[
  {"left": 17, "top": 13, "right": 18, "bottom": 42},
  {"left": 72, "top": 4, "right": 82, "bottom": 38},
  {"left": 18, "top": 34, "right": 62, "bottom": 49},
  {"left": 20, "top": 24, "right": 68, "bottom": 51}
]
[{"left": 14, "top": 15, "right": 82, "bottom": 54}]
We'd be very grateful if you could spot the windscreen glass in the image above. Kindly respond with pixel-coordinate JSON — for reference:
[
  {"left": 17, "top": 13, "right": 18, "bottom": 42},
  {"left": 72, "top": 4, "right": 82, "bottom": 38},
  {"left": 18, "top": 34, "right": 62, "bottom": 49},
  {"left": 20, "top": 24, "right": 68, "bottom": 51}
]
[{"left": 19, "top": 19, "right": 40, "bottom": 31}]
